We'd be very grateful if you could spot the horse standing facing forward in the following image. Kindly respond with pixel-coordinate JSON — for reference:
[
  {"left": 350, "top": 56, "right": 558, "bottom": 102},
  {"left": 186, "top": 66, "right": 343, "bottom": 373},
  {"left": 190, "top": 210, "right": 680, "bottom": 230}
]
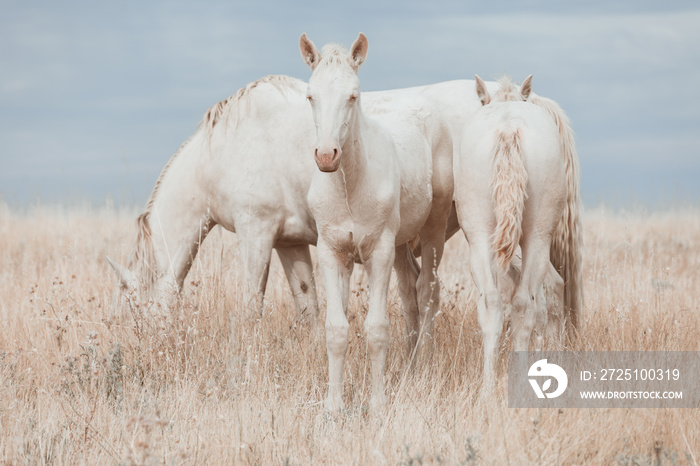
[
  {"left": 455, "top": 75, "right": 567, "bottom": 395},
  {"left": 300, "top": 33, "right": 453, "bottom": 411}
]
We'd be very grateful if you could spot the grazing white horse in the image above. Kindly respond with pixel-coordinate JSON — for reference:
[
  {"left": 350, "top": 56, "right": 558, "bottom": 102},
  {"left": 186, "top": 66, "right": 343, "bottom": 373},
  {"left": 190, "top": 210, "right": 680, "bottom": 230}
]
[
  {"left": 108, "top": 74, "right": 582, "bottom": 349},
  {"left": 108, "top": 76, "right": 320, "bottom": 330},
  {"left": 299, "top": 33, "right": 453, "bottom": 410},
  {"left": 455, "top": 75, "right": 567, "bottom": 394}
]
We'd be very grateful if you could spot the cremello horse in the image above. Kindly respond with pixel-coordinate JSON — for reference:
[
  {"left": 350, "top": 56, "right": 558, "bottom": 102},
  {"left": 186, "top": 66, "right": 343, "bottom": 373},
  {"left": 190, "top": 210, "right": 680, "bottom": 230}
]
[
  {"left": 299, "top": 33, "right": 453, "bottom": 410},
  {"left": 108, "top": 71, "right": 582, "bottom": 350},
  {"left": 455, "top": 75, "right": 567, "bottom": 394},
  {"left": 107, "top": 76, "right": 320, "bottom": 330}
]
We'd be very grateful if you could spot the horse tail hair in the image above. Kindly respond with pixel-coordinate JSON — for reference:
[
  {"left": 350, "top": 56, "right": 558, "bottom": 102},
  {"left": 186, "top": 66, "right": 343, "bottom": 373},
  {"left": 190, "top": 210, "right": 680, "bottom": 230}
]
[
  {"left": 491, "top": 128, "right": 528, "bottom": 272},
  {"left": 529, "top": 93, "right": 583, "bottom": 335},
  {"left": 129, "top": 212, "right": 158, "bottom": 287}
]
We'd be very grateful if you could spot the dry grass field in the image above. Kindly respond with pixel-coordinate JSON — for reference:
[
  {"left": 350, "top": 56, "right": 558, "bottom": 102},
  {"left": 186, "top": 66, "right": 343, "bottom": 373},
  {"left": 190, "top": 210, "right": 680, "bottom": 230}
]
[{"left": 0, "top": 202, "right": 699, "bottom": 465}]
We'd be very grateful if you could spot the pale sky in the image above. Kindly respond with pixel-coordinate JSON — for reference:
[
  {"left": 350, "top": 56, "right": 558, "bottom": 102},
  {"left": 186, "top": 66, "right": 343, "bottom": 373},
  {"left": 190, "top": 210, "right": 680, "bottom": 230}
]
[{"left": 1, "top": 0, "right": 699, "bottom": 209}]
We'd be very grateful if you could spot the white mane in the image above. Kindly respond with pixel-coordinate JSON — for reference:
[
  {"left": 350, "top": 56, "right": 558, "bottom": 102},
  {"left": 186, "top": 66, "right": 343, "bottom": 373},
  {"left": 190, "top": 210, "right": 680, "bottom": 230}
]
[
  {"left": 201, "top": 75, "right": 303, "bottom": 136},
  {"left": 492, "top": 76, "right": 524, "bottom": 103}
]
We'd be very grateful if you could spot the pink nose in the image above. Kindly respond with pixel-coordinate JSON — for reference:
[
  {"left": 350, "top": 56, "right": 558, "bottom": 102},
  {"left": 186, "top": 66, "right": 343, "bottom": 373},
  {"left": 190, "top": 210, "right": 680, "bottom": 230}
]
[{"left": 314, "top": 147, "right": 340, "bottom": 172}]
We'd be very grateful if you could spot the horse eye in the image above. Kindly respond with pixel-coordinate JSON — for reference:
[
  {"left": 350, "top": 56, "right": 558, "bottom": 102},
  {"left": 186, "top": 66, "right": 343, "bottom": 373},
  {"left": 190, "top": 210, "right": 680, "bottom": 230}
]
[
  {"left": 307, "top": 95, "right": 313, "bottom": 103},
  {"left": 348, "top": 95, "right": 357, "bottom": 102}
]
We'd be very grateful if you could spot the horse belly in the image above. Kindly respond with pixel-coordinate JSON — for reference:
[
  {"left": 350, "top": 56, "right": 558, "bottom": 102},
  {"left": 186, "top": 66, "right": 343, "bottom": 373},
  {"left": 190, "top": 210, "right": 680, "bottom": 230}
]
[
  {"left": 277, "top": 214, "right": 318, "bottom": 246},
  {"left": 395, "top": 177, "right": 432, "bottom": 246}
]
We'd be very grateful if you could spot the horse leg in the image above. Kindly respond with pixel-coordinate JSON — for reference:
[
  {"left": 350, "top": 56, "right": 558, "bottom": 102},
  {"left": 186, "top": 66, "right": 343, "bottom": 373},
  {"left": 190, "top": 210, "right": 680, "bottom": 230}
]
[
  {"left": 236, "top": 226, "right": 275, "bottom": 320},
  {"left": 532, "top": 285, "right": 547, "bottom": 352},
  {"left": 467, "top": 236, "right": 503, "bottom": 397},
  {"left": 277, "top": 245, "right": 319, "bottom": 324},
  {"left": 445, "top": 201, "right": 461, "bottom": 241},
  {"left": 511, "top": 235, "right": 552, "bottom": 352},
  {"left": 526, "top": 261, "right": 566, "bottom": 350},
  {"left": 411, "top": 201, "right": 459, "bottom": 257},
  {"left": 393, "top": 243, "right": 420, "bottom": 366},
  {"left": 414, "top": 204, "right": 450, "bottom": 361},
  {"left": 544, "top": 263, "right": 565, "bottom": 345},
  {"left": 499, "top": 260, "right": 521, "bottom": 325},
  {"left": 317, "top": 238, "right": 353, "bottom": 412},
  {"left": 363, "top": 232, "right": 395, "bottom": 410}
]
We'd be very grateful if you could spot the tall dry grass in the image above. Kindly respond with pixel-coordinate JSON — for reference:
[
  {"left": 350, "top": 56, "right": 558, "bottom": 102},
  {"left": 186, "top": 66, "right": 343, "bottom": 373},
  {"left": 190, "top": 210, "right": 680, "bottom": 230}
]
[{"left": 0, "top": 202, "right": 698, "bottom": 464}]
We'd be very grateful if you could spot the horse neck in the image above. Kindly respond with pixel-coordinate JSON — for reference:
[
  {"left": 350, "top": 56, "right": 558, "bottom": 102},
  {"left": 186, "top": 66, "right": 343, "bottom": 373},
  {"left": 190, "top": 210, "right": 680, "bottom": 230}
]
[
  {"left": 336, "top": 104, "right": 370, "bottom": 190},
  {"left": 137, "top": 133, "right": 215, "bottom": 291}
]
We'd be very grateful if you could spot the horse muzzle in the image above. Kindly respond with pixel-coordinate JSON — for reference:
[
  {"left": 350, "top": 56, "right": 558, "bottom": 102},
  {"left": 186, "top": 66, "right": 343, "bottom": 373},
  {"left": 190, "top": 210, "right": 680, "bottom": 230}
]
[{"left": 314, "top": 147, "right": 340, "bottom": 172}]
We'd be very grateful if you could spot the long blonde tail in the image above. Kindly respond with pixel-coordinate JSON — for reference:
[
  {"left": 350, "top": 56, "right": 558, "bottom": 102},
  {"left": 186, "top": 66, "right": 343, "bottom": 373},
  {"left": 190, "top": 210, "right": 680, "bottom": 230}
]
[
  {"left": 491, "top": 129, "right": 528, "bottom": 272},
  {"left": 529, "top": 93, "right": 583, "bottom": 334}
]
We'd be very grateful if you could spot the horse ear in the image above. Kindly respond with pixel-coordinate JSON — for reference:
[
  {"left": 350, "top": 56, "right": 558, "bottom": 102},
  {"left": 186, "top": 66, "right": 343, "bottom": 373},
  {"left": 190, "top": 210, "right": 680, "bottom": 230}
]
[
  {"left": 350, "top": 33, "right": 369, "bottom": 70},
  {"left": 299, "top": 33, "right": 321, "bottom": 70},
  {"left": 475, "top": 75, "right": 491, "bottom": 106},
  {"left": 106, "top": 256, "right": 136, "bottom": 289},
  {"left": 521, "top": 74, "right": 533, "bottom": 101}
]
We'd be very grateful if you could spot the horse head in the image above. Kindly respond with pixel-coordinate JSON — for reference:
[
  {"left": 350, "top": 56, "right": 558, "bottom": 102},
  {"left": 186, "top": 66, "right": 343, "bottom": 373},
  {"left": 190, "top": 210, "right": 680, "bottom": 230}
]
[
  {"left": 299, "top": 33, "right": 368, "bottom": 172},
  {"left": 106, "top": 213, "right": 178, "bottom": 320},
  {"left": 106, "top": 255, "right": 146, "bottom": 319}
]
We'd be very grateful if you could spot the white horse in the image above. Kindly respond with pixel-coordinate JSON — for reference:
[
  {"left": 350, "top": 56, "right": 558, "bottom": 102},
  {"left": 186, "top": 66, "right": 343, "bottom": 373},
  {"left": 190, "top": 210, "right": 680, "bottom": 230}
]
[
  {"left": 107, "top": 76, "right": 320, "bottom": 330},
  {"left": 455, "top": 75, "right": 568, "bottom": 394},
  {"left": 416, "top": 81, "right": 582, "bottom": 335},
  {"left": 108, "top": 75, "right": 582, "bottom": 350},
  {"left": 299, "top": 33, "right": 453, "bottom": 410}
]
